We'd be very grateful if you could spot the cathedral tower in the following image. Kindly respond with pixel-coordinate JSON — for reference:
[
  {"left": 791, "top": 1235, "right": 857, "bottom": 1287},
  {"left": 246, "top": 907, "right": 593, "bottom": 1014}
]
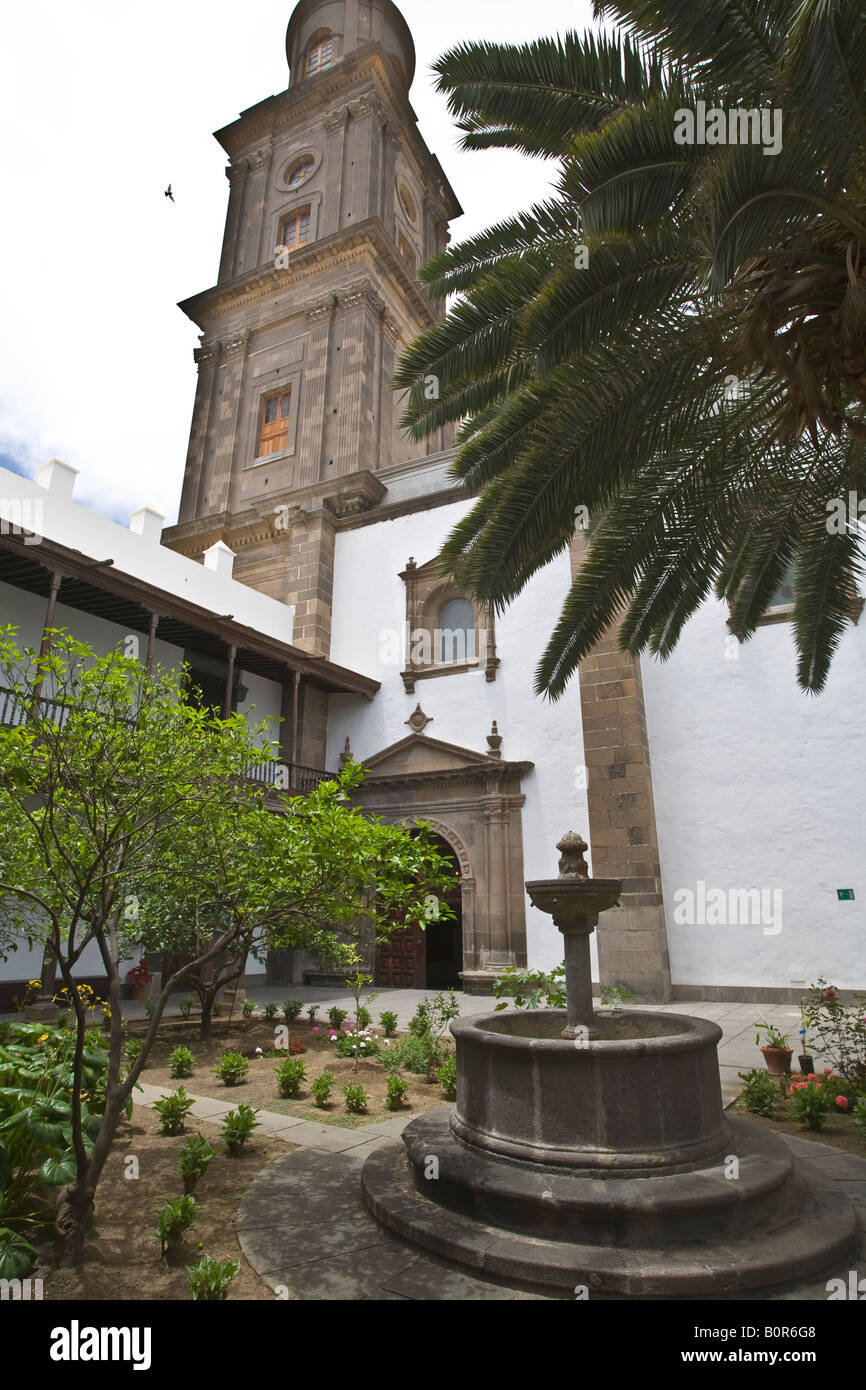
[{"left": 164, "top": 0, "right": 462, "bottom": 657}]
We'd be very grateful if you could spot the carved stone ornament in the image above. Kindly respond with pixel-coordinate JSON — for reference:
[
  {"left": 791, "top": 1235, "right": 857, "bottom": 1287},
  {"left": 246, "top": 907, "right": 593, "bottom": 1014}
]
[
  {"left": 556, "top": 831, "right": 590, "bottom": 880},
  {"left": 405, "top": 704, "right": 433, "bottom": 734}
]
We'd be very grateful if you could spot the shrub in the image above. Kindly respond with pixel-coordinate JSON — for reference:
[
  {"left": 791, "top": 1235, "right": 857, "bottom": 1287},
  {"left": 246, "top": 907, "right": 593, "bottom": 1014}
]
[
  {"left": 493, "top": 963, "right": 567, "bottom": 1011},
  {"left": 282, "top": 999, "right": 303, "bottom": 1023},
  {"left": 789, "top": 1077, "right": 833, "bottom": 1130},
  {"left": 799, "top": 980, "right": 866, "bottom": 1091},
  {"left": 241, "top": 998, "right": 256, "bottom": 1018},
  {"left": 384, "top": 1074, "right": 410, "bottom": 1110},
  {"left": 213, "top": 1051, "right": 249, "bottom": 1087},
  {"left": 154, "top": 1194, "right": 199, "bottom": 1257},
  {"left": 125, "top": 1037, "right": 144, "bottom": 1065},
  {"left": 854, "top": 1096, "right": 866, "bottom": 1133},
  {"left": 737, "top": 1068, "right": 779, "bottom": 1117},
  {"left": 379, "top": 1010, "right": 398, "bottom": 1037},
  {"left": 221, "top": 1104, "right": 260, "bottom": 1156},
  {"left": 357, "top": 1006, "right": 371, "bottom": 1029},
  {"left": 275, "top": 1057, "right": 306, "bottom": 1098},
  {"left": 435, "top": 1055, "right": 458, "bottom": 1100},
  {"left": 144, "top": 998, "right": 156, "bottom": 1020},
  {"left": 178, "top": 1134, "right": 217, "bottom": 1194},
  {"left": 310, "top": 1071, "right": 334, "bottom": 1108},
  {"left": 381, "top": 1034, "right": 430, "bottom": 1075},
  {"left": 154, "top": 1086, "right": 195, "bottom": 1135},
  {"left": 328, "top": 1006, "right": 348, "bottom": 1030},
  {"left": 169, "top": 1045, "right": 195, "bottom": 1079},
  {"left": 179, "top": 996, "right": 195, "bottom": 1019},
  {"left": 307, "top": 1004, "right": 320, "bottom": 1025},
  {"left": 186, "top": 1253, "right": 240, "bottom": 1301},
  {"left": 263, "top": 1002, "right": 278, "bottom": 1021},
  {"left": 343, "top": 1083, "right": 369, "bottom": 1114},
  {"left": 333, "top": 1028, "right": 378, "bottom": 1063}
]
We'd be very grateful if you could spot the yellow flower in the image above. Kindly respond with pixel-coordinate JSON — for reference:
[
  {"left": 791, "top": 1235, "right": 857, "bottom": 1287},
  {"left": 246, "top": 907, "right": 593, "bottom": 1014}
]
[
  {"left": 38, "top": 1033, "right": 49, "bottom": 1043},
  {"left": 28, "top": 979, "right": 42, "bottom": 989}
]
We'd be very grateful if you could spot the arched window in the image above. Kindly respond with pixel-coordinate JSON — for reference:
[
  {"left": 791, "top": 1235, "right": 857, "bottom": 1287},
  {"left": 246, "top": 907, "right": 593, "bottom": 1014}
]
[
  {"left": 439, "top": 599, "right": 475, "bottom": 663},
  {"left": 306, "top": 33, "right": 334, "bottom": 76}
]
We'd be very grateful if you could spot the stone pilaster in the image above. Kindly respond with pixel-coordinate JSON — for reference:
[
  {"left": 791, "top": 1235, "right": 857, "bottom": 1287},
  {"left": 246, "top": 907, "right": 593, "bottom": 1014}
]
[
  {"left": 323, "top": 108, "right": 349, "bottom": 236},
  {"left": 209, "top": 330, "right": 250, "bottom": 514},
  {"left": 219, "top": 160, "right": 248, "bottom": 282},
  {"left": 179, "top": 339, "right": 221, "bottom": 523},
  {"left": 571, "top": 535, "right": 672, "bottom": 1002},
  {"left": 284, "top": 507, "right": 336, "bottom": 656},
  {"left": 336, "top": 282, "right": 382, "bottom": 474},
  {"left": 243, "top": 144, "right": 274, "bottom": 273},
  {"left": 299, "top": 297, "right": 335, "bottom": 487}
]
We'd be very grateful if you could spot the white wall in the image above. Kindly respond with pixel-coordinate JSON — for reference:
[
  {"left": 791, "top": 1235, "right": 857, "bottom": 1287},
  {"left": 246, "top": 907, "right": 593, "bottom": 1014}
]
[
  {"left": 642, "top": 599, "right": 866, "bottom": 990},
  {"left": 328, "top": 501, "right": 592, "bottom": 975}
]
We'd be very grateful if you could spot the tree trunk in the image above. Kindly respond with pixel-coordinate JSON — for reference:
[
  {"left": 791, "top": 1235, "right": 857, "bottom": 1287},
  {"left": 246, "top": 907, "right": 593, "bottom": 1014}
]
[
  {"left": 55, "top": 1086, "right": 127, "bottom": 1267},
  {"left": 199, "top": 991, "right": 215, "bottom": 1041}
]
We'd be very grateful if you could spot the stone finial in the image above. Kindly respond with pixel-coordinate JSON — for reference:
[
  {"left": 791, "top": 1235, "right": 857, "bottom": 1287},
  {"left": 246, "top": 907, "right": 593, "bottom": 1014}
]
[
  {"left": 486, "top": 721, "right": 503, "bottom": 759},
  {"left": 339, "top": 736, "right": 353, "bottom": 768},
  {"left": 557, "top": 831, "right": 590, "bottom": 879}
]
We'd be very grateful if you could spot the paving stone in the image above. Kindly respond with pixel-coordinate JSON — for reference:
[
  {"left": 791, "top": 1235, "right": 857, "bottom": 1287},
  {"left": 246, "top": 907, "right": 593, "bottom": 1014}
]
[
  {"left": 380, "top": 1259, "right": 530, "bottom": 1301},
  {"left": 256, "top": 1240, "right": 423, "bottom": 1300}
]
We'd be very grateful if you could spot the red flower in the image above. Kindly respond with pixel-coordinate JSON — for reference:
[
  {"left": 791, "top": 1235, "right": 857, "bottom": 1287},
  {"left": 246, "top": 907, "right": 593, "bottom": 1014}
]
[{"left": 836, "top": 1096, "right": 849, "bottom": 1111}]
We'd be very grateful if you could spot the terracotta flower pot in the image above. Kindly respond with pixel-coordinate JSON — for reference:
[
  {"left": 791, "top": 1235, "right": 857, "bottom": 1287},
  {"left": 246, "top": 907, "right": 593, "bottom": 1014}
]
[
  {"left": 128, "top": 983, "right": 147, "bottom": 1002},
  {"left": 761, "top": 1045, "right": 793, "bottom": 1076}
]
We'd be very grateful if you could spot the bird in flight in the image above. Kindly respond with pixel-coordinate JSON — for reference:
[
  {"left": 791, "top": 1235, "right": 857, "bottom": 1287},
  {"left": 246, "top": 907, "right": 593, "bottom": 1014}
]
[{"left": 165, "top": 185, "right": 174, "bottom": 202}]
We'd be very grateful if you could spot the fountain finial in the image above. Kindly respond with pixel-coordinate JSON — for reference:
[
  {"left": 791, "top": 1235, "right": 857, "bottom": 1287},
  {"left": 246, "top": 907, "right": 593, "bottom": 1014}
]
[{"left": 556, "top": 831, "right": 589, "bottom": 879}]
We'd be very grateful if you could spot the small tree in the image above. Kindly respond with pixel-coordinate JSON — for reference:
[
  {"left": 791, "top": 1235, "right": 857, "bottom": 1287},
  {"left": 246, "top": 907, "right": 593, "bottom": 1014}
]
[{"left": 0, "top": 630, "right": 451, "bottom": 1263}]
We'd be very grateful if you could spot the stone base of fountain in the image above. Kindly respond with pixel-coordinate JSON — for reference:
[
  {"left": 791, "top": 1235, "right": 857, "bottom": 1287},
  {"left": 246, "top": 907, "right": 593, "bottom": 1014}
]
[{"left": 361, "top": 1009, "right": 857, "bottom": 1296}]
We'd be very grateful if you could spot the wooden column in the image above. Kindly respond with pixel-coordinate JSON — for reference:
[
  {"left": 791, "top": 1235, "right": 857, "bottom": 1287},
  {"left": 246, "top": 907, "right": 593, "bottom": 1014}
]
[
  {"left": 31, "top": 570, "right": 62, "bottom": 708},
  {"left": 223, "top": 645, "right": 237, "bottom": 718},
  {"left": 144, "top": 611, "right": 158, "bottom": 675}
]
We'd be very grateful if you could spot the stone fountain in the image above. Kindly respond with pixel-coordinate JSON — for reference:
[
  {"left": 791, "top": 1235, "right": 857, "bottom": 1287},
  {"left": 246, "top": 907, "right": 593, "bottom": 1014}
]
[{"left": 361, "top": 833, "right": 857, "bottom": 1296}]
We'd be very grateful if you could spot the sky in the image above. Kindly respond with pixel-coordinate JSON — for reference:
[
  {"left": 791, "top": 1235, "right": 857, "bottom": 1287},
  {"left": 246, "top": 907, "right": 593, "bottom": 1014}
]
[{"left": 0, "top": 0, "right": 595, "bottom": 525}]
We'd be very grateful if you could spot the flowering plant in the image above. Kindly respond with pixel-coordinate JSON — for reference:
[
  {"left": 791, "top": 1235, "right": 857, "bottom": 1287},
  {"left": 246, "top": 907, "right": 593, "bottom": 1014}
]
[
  {"left": 799, "top": 979, "right": 866, "bottom": 1091},
  {"left": 126, "top": 959, "right": 152, "bottom": 987},
  {"left": 333, "top": 1027, "right": 379, "bottom": 1069}
]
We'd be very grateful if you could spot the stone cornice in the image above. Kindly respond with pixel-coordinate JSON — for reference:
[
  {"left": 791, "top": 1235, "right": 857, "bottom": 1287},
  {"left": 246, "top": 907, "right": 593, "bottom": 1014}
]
[
  {"left": 178, "top": 218, "right": 435, "bottom": 335},
  {"left": 360, "top": 763, "right": 533, "bottom": 793}
]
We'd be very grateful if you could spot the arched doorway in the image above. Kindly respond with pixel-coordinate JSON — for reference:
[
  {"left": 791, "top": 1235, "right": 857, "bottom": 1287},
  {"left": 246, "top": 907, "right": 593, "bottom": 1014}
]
[{"left": 375, "top": 832, "right": 464, "bottom": 990}]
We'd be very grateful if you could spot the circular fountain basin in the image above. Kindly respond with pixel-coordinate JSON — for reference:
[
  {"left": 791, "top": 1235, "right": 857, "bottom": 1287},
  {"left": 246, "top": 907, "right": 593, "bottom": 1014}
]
[{"left": 450, "top": 1009, "right": 733, "bottom": 1176}]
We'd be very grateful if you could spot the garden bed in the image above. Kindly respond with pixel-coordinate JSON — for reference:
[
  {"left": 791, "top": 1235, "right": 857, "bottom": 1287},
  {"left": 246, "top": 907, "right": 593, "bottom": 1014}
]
[
  {"left": 133, "top": 1017, "right": 453, "bottom": 1123},
  {"left": 41, "top": 1105, "right": 292, "bottom": 1301}
]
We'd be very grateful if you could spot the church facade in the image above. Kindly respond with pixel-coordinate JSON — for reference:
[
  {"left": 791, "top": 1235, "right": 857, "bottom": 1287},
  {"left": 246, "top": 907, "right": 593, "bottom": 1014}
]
[{"left": 2, "top": 0, "right": 859, "bottom": 1005}]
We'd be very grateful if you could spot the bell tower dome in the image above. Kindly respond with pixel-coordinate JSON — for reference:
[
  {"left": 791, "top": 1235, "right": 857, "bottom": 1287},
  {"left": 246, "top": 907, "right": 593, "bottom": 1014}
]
[{"left": 286, "top": 0, "right": 416, "bottom": 93}]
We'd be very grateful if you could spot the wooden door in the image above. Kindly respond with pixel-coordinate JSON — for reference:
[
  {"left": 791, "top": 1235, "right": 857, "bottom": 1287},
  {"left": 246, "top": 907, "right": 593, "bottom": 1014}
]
[{"left": 376, "top": 920, "right": 425, "bottom": 988}]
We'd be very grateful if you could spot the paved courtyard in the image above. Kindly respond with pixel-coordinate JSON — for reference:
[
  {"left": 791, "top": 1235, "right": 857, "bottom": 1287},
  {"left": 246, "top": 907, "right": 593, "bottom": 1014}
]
[{"left": 130, "top": 987, "right": 866, "bottom": 1301}]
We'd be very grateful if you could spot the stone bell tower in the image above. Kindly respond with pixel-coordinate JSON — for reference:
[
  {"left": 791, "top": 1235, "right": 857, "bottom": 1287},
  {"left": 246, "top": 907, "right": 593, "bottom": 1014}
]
[{"left": 164, "top": 0, "right": 462, "bottom": 656}]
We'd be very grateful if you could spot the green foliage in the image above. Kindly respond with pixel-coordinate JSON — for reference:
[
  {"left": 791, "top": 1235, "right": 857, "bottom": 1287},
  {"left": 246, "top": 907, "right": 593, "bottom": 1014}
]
[
  {"left": 153, "top": 1087, "right": 195, "bottom": 1136},
  {"left": 281, "top": 1000, "right": 303, "bottom": 1023},
  {"left": 854, "top": 1096, "right": 866, "bottom": 1134},
  {"left": 800, "top": 980, "right": 866, "bottom": 1091},
  {"left": 125, "top": 1038, "right": 144, "bottom": 1065},
  {"left": 384, "top": 1074, "right": 410, "bottom": 1110},
  {"left": 310, "top": 1072, "right": 334, "bottom": 1108},
  {"left": 168, "top": 1045, "right": 195, "bottom": 1079},
  {"left": 334, "top": 1029, "right": 378, "bottom": 1062},
  {"left": 343, "top": 1083, "right": 369, "bottom": 1114},
  {"left": 263, "top": 1003, "right": 278, "bottom": 1021},
  {"left": 177, "top": 1134, "right": 217, "bottom": 1194},
  {"left": 737, "top": 1068, "right": 779, "bottom": 1118},
  {"left": 220, "top": 1104, "right": 260, "bottom": 1156},
  {"left": 241, "top": 998, "right": 256, "bottom": 1018},
  {"left": 789, "top": 1078, "right": 833, "bottom": 1131},
  {"left": 379, "top": 1010, "right": 398, "bottom": 1037},
  {"left": 600, "top": 985, "right": 634, "bottom": 1010},
  {"left": 143, "top": 998, "right": 156, "bottom": 1021},
  {"left": 275, "top": 1057, "right": 306, "bottom": 1098},
  {"left": 213, "top": 1051, "right": 249, "bottom": 1087},
  {"left": 381, "top": 1034, "right": 431, "bottom": 1075},
  {"left": 394, "top": 14, "right": 866, "bottom": 699},
  {"left": 327, "top": 1007, "right": 348, "bottom": 1030},
  {"left": 179, "top": 997, "right": 195, "bottom": 1020},
  {"left": 306, "top": 1004, "right": 320, "bottom": 1025},
  {"left": 755, "top": 1018, "right": 793, "bottom": 1050},
  {"left": 154, "top": 1194, "right": 199, "bottom": 1257},
  {"left": 357, "top": 1006, "right": 371, "bottom": 1029},
  {"left": 0, "top": 1227, "right": 38, "bottom": 1279},
  {"left": 494, "top": 964, "right": 566, "bottom": 1011},
  {"left": 185, "top": 1253, "right": 240, "bottom": 1301},
  {"left": 435, "top": 1055, "right": 458, "bottom": 1100}
]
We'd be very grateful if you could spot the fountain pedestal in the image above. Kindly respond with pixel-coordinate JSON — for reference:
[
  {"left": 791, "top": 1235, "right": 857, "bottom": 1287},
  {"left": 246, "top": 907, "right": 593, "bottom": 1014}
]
[{"left": 361, "top": 832, "right": 857, "bottom": 1296}]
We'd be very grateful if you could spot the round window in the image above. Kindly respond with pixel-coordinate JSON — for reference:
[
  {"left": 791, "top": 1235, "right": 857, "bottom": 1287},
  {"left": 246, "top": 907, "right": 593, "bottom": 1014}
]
[{"left": 286, "top": 157, "right": 315, "bottom": 189}]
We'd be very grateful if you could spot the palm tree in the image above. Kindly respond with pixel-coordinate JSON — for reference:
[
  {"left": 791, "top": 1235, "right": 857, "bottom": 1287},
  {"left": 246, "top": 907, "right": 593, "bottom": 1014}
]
[{"left": 395, "top": 0, "right": 866, "bottom": 697}]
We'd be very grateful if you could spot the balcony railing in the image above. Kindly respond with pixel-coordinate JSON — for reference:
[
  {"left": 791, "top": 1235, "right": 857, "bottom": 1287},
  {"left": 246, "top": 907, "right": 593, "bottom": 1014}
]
[{"left": 0, "top": 685, "right": 333, "bottom": 794}]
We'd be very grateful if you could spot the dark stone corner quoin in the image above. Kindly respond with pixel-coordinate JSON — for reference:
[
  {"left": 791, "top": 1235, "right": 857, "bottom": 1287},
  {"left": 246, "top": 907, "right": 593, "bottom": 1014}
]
[{"left": 360, "top": 832, "right": 859, "bottom": 1297}]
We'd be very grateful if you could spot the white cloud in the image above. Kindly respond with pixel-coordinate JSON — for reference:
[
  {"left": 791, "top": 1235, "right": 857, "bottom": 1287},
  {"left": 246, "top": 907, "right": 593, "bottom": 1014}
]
[{"left": 0, "top": 0, "right": 593, "bottom": 524}]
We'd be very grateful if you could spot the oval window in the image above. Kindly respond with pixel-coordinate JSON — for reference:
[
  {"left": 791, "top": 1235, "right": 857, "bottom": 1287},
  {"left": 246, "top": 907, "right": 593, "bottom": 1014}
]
[
  {"left": 398, "top": 182, "right": 416, "bottom": 224},
  {"left": 286, "top": 156, "right": 315, "bottom": 189}
]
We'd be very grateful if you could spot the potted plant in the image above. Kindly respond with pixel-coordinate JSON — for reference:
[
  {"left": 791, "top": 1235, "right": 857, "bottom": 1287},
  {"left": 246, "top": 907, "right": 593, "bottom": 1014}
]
[
  {"left": 797, "top": 1022, "right": 815, "bottom": 1076},
  {"left": 755, "top": 1019, "right": 793, "bottom": 1075},
  {"left": 126, "top": 959, "right": 152, "bottom": 1002}
]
